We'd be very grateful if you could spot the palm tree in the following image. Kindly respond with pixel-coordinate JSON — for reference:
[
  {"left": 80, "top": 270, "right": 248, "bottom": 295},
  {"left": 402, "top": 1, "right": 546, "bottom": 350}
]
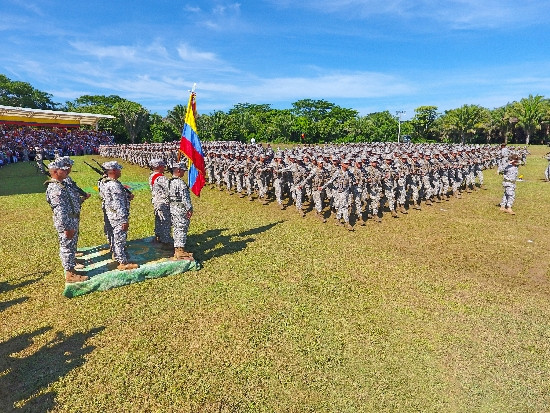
[
  {"left": 165, "top": 104, "right": 187, "bottom": 134},
  {"left": 509, "top": 94, "right": 549, "bottom": 145},
  {"left": 441, "top": 104, "right": 490, "bottom": 144}
]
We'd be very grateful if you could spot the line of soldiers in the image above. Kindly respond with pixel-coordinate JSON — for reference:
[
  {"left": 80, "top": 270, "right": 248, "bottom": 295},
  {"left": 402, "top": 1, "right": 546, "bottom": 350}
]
[
  {"left": 201, "top": 143, "right": 510, "bottom": 230},
  {"left": 100, "top": 141, "right": 527, "bottom": 230}
]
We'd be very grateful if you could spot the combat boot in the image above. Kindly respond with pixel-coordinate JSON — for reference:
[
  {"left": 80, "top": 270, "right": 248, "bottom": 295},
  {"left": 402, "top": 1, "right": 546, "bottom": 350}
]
[
  {"left": 499, "top": 205, "right": 507, "bottom": 212},
  {"left": 414, "top": 204, "right": 422, "bottom": 210},
  {"left": 174, "top": 247, "right": 194, "bottom": 260},
  {"left": 336, "top": 219, "right": 345, "bottom": 227},
  {"left": 425, "top": 199, "right": 432, "bottom": 206},
  {"left": 279, "top": 203, "right": 286, "bottom": 210},
  {"left": 375, "top": 216, "right": 382, "bottom": 223},
  {"left": 65, "top": 270, "right": 89, "bottom": 283},
  {"left": 391, "top": 210, "right": 399, "bottom": 218},
  {"left": 505, "top": 207, "right": 516, "bottom": 215},
  {"left": 345, "top": 223, "right": 354, "bottom": 231},
  {"left": 117, "top": 262, "right": 139, "bottom": 270},
  {"left": 399, "top": 205, "right": 408, "bottom": 214},
  {"left": 248, "top": 195, "right": 254, "bottom": 201}
]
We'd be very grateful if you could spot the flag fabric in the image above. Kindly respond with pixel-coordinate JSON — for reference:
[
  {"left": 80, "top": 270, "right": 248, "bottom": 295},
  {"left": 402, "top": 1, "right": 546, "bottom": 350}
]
[{"left": 179, "top": 91, "right": 205, "bottom": 196}]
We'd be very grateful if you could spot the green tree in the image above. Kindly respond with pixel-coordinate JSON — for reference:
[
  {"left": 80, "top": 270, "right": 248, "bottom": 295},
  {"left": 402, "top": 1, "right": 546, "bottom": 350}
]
[
  {"left": 65, "top": 94, "right": 128, "bottom": 140},
  {"left": 0, "top": 74, "right": 58, "bottom": 109},
  {"left": 363, "top": 111, "right": 398, "bottom": 142},
  {"left": 165, "top": 104, "right": 187, "bottom": 134},
  {"left": 411, "top": 106, "right": 439, "bottom": 141},
  {"left": 114, "top": 100, "right": 151, "bottom": 144},
  {"left": 509, "top": 94, "right": 549, "bottom": 145},
  {"left": 149, "top": 113, "right": 178, "bottom": 143},
  {"left": 441, "top": 104, "right": 490, "bottom": 144}
]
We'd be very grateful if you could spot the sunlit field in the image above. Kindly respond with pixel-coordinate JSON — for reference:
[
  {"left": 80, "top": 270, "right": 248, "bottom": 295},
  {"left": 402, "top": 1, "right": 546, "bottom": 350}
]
[{"left": 1, "top": 145, "right": 550, "bottom": 412}]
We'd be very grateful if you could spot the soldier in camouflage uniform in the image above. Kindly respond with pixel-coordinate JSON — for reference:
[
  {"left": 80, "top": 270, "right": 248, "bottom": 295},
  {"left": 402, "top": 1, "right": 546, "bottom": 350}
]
[
  {"left": 500, "top": 154, "right": 519, "bottom": 215},
  {"left": 149, "top": 159, "right": 173, "bottom": 247},
  {"left": 45, "top": 159, "right": 89, "bottom": 283},
  {"left": 366, "top": 157, "right": 383, "bottom": 222},
  {"left": 271, "top": 151, "right": 289, "bottom": 209},
  {"left": 351, "top": 158, "right": 368, "bottom": 224},
  {"left": 99, "top": 161, "right": 139, "bottom": 270},
  {"left": 290, "top": 155, "right": 308, "bottom": 216},
  {"left": 308, "top": 157, "right": 330, "bottom": 222},
  {"left": 380, "top": 153, "right": 399, "bottom": 218},
  {"left": 394, "top": 153, "right": 409, "bottom": 214},
  {"left": 324, "top": 158, "right": 354, "bottom": 230},
  {"left": 168, "top": 161, "right": 194, "bottom": 259}
]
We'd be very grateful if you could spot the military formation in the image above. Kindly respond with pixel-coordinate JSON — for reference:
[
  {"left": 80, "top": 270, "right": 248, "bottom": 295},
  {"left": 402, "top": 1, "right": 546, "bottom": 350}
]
[
  {"left": 44, "top": 140, "right": 529, "bottom": 283},
  {"left": 100, "top": 141, "right": 527, "bottom": 231}
]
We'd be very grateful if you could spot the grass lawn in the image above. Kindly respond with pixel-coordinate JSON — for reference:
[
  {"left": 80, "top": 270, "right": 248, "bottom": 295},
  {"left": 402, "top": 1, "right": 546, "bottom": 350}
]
[{"left": 1, "top": 146, "right": 550, "bottom": 412}]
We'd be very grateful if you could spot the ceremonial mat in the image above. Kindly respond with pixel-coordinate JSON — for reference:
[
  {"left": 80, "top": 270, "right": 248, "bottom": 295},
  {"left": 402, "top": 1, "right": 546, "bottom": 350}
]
[{"left": 63, "top": 237, "right": 200, "bottom": 298}]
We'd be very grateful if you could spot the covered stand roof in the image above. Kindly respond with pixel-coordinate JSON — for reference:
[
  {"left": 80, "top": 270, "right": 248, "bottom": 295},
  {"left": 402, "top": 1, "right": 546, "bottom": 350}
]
[{"left": 0, "top": 105, "right": 115, "bottom": 128}]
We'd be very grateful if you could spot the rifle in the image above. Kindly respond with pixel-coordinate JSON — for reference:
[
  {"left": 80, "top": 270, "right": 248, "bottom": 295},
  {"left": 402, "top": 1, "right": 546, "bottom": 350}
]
[
  {"left": 40, "top": 160, "right": 51, "bottom": 177},
  {"left": 84, "top": 159, "right": 133, "bottom": 196}
]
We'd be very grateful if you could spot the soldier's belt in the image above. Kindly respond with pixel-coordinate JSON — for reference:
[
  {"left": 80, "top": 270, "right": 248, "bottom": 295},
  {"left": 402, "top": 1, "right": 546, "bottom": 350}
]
[{"left": 68, "top": 214, "right": 80, "bottom": 218}]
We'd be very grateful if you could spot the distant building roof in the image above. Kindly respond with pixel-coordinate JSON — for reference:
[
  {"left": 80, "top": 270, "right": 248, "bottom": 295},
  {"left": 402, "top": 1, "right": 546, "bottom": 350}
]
[{"left": 0, "top": 105, "right": 115, "bottom": 128}]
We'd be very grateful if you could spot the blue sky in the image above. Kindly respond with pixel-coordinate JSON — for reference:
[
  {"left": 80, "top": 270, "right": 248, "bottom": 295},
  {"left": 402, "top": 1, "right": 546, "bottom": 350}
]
[{"left": 2, "top": 0, "right": 550, "bottom": 118}]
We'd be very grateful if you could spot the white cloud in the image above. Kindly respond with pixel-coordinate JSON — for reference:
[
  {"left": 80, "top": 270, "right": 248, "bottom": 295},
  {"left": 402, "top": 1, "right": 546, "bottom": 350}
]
[
  {"left": 69, "top": 41, "right": 137, "bottom": 61},
  {"left": 177, "top": 44, "right": 218, "bottom": 62},
  {"left": 267, "top": 0, "right": 550, "bottom": 29}
]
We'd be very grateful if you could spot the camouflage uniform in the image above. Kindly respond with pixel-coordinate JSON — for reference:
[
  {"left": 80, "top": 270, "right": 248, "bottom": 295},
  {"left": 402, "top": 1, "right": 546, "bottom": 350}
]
[
  {"left": 45, "top": 174, "right": 81, "bottom": 271},
  {"left": 366, "top": 159, "right": 383, "bottom": 220},
  {"left": 324, "top": 160, "right": 355, "bottom": 226},
  {"left": 168, "top": 172, "right": 193, "bottom": 249},
  {"left": 500, "top": 160, "right": 518, "bottom": 209},
  {"left": 149, "top": 160, "right": 173, "bottom": 244},
  {"left": 100, "top": 163, "right": 133, "bottom": 264}
]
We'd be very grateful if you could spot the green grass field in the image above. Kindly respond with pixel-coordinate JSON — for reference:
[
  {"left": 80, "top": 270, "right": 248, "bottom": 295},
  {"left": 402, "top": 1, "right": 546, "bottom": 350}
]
[{"left": 1, "top": 146, "right": 550, "bottom": 412}]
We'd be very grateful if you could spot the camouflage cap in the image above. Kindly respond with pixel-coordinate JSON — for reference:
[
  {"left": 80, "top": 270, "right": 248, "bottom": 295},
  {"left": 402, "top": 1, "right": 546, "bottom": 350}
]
[
  {"left": 47, "top": 159, "right": 70, "bottom": 170},
  {"left": 102, "top": 161, "right": 123, "bottom": 170},
  {"left": 59, "top": 156, "right": 74, "bottom": 166},
  {"left": 149, "top": 158, "right": 166, "bottom": 168},
  {"left": 170, "top": 161, "right": 188, "bottom": 170}
]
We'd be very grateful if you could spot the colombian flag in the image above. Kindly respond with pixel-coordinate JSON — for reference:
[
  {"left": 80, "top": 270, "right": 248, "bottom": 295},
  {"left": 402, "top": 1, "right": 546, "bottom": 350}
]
[{"left": 179, "top": 91, "right": 205, "bottom": 196}]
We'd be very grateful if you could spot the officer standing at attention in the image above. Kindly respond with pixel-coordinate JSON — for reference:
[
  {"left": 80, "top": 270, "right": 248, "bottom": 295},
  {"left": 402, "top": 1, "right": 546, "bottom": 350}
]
[
  {"left": 100, "top": 161, "right": 139, "bottom": 270},
  {"left": 149, "top": 159, "right": 173, "bottom": 248},
  {"left": 168, "top": 161, "right": 194, "bottom": 260},
  {"left": 45, "top": 159, "right": 89, "bottom": 283}
]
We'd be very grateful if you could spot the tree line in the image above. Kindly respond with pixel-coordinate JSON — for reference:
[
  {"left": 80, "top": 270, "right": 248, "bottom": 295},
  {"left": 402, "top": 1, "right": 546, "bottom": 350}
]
[{"left": 1, "top": 74, "right": 549, "bottom": 145}]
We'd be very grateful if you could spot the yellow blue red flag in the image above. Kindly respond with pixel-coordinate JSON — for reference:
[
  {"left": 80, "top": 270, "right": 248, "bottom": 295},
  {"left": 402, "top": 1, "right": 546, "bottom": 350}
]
[{"left": 179, "top": 91, "right": 205, "bottom": 196}]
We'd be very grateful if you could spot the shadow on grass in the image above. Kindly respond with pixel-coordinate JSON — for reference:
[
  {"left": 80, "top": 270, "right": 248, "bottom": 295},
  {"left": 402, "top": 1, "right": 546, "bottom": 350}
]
[
  {"left": 0, "top": 296, "right": 29, "bottom": 312},
  {"left": 189, "top": 220, "right": 285, "bottom": 263},
  {"left": 0, "top": 326, "right": 105, "bottom": 412},
  {"left": 0, "top": 272, "right": 49, "bottom": 294}
]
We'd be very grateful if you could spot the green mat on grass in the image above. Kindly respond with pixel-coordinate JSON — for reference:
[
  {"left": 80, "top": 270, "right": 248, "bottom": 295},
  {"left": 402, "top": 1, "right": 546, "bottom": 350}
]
[{"left": 63, "top": 237, "right": 200, "bottom": 298}]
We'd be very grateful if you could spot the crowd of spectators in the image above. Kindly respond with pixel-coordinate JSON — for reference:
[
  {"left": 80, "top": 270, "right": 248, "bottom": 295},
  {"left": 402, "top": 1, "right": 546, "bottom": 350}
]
[{"left": 0, "top": 124, "right": 115, "bottom": 167}]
